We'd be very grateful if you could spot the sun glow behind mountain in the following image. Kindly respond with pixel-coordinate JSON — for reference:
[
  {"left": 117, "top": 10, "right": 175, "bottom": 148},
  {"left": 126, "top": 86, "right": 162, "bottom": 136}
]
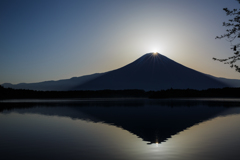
[{"left": 1, "top": 0, "right": 240, "bottom": 85}]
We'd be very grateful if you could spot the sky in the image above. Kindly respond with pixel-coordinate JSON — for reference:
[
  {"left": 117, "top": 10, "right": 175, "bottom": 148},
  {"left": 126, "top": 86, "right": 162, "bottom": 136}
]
[{"left": 1, "top": 0, "right": 240, "bottom": 84}]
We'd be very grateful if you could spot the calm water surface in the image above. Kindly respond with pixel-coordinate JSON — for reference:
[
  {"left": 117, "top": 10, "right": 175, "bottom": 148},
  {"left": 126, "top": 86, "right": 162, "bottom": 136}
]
[{"left": 1, "top": 98, "right": 240, "bottom": 160}]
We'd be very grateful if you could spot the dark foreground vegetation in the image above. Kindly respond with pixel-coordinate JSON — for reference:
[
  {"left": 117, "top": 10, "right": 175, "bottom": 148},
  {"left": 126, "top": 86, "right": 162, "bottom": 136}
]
[{"left": 1, "top": 85, "right": 240, "bottom": 100}]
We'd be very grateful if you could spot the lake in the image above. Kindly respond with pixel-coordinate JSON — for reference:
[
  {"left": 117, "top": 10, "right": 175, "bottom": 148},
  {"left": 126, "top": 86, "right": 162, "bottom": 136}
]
[{"left": 1, "top": 98, "right": 240, "bottom": 160}]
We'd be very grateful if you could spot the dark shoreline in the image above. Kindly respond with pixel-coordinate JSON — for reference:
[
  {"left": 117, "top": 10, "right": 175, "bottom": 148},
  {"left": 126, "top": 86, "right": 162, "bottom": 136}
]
[{"left": 1, "top": 85, "right": 240, "bottom": 100}]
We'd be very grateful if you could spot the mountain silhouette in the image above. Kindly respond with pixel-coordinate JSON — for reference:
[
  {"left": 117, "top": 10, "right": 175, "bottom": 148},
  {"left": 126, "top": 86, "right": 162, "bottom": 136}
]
[
  {"left": 75, "top": 53, "right": 229, "bottom": 90},
  {"left": 2, "top": 73, "right": 103, "bottom": 91},
  {"left": 2, "top": 53, "right": 239, "bottom": 91}
]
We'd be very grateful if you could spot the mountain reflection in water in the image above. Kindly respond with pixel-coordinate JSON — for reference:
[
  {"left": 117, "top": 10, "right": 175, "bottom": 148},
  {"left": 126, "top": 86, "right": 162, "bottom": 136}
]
[
  {"left": 1, "top": 99, "right": 240, "bottom": 144},
  {"left": 1, "top": 99, "right": 240, "bottom": 160}
]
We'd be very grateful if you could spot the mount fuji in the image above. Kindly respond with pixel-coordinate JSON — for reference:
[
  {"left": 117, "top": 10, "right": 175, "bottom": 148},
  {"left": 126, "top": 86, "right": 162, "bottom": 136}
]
[
  {"left": 74, "top": 53, "right": 229, "bottom": 90},
  {"left": 2, "top": 53, "right": 239, "bottom": 91}
]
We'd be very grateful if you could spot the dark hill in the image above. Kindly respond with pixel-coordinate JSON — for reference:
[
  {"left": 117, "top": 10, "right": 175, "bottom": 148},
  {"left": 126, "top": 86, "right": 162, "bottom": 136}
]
[{"left": 2, "top": 73, "right": 103, "bottom": 91}]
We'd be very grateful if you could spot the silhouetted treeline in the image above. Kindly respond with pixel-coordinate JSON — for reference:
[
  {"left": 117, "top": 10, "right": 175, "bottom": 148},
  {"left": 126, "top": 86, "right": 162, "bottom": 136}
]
[
  {"left": 1, "top": 85, "right": 240, "bottom": 100},
  {"left": 149, "top": 88, "right": 240, "bottom": 98},
  {"left": 0, "top": 85, "right": 146, "bottom": 99}
]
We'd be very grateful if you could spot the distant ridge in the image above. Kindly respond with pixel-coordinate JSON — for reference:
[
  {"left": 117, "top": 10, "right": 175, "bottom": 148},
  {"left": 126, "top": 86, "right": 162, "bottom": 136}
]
[
  {"left": 2, "top": 53, "right": 240, "bottom": 91},
  {"left": 2, "top": 73, "right": 103, "bottom": 91},
  {"left": 207, "top": 76, "right": 240, "bottom": 88}
]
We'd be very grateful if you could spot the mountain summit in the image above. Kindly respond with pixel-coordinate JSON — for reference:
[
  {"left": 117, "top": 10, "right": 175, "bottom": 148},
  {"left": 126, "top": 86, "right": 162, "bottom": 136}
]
[{"left": 75, "top": 53, "right": 228, "bottom": 90}]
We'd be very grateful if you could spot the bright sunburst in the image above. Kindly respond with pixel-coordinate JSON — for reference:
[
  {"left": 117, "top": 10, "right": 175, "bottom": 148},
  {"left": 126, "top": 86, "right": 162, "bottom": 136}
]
[{"left": 151, "top": 49, "right": 159, "bottom": 55}]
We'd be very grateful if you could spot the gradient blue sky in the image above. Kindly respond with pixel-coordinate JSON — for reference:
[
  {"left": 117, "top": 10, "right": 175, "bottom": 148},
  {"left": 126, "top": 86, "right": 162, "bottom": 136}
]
[{"left": 1, "top": 0, "right": 240, "bottom": 84}]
